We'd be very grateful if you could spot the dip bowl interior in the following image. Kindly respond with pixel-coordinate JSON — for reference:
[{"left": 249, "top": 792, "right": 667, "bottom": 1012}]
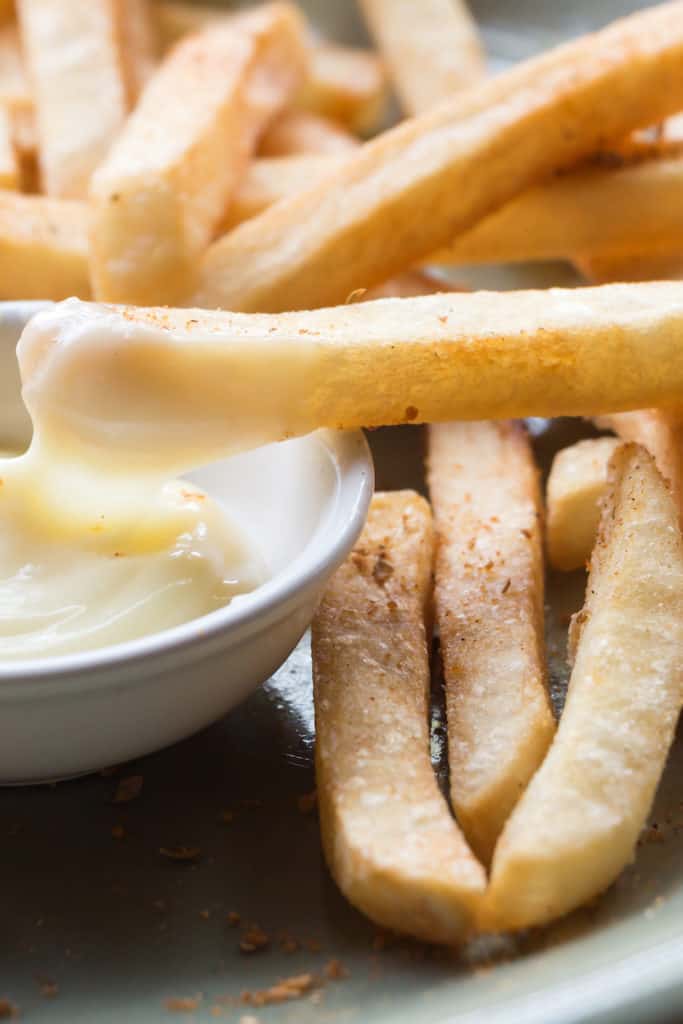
[{"left": 0, "top": 302, "right": 373, "bottom": 784}]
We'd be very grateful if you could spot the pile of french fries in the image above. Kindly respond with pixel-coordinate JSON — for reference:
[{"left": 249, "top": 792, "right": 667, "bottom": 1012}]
[{"left": 7, "top": 0, "right": 683, "bottom": 945}]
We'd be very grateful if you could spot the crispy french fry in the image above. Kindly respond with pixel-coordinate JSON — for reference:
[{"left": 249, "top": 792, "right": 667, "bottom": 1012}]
[
  {"left": 427, "top": 421, "right": 554, "bottom": 865},
  {"left": 259, "top": 110, "right": 359, "bottom": 157},
  {"left": 578, "top": 244, "right": 683, "bottom": 283},
  {"left": 0, "top": 190, "right": 90, "bottom": 299},
  {"left": 89, "top": 3, "right": 308, "bottom": 305},
  {"left": 16, "top": 0, "right": 133, "bottom": 197},
  {"left": 20, "top": 283, "right": 683, "bottom": 473},
  {"left": 0, "top": 23, "right": 29, "bottom": 111},
  {"left": 433, "top": 156, "right": 683, "bottom": 267},
  {"left": 594, "top": 410, "right": 683, "bottom": 509},
  {"left": 0, "top": 106, "right": 18, "bottom": 189},
  {"left": 195, "top": 1, "right": 683, "bottom": 313},
  {"left": 312, "top": 491, "right": 486, "bottom": 944},
  {"left": 359, "top": 0, "right": 483, "bottom": 114},
  {"left": 0, "top": 156, "right": 342, "bottom": 286},
  {"left": 296, "top": 42, "right": 388, "bottom": 135},
  {"left": 220, "top": 155, "right": 338, "bottom": 232},
  {"left": 485, "top": 444, "right": 683, "bottom": 931},
  {"left": 154, "top": 3, "right": 388, "bottom": 135},
  {"left": 546, "top": 437, "right": 621, "bottom": 572},
  {"left": 118, "top": 0, "right": 158, "bottom": 103},
  {"left": 154, "top": 1, "right": 223, "bottom": 51}
]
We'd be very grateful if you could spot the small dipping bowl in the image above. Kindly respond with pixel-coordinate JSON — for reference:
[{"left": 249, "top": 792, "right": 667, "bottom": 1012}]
[{"left": 0, "top": 302, "right": 373, "bottom": 784}]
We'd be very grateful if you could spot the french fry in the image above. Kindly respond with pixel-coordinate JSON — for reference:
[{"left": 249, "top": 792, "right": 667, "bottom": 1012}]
[
  {"left": 89, "top": 3, "right": 308, "bottom": 305},
  {"left": 427, "top": 421, "right": 554, "bottom": 865},
  {"left": 0, "top": 23, "right": 29, "bottom": 112},
  {"left": 484, "top": 445, "right": 683, "bottom": 932},
  {"left": 0, "top": 190, "right": 90, "bottom": 300},
  {"left": 594, "top": 410, "right": 683, "bottom": 509},
  {"left": 220, "top": 155, "right": 338, "bottom": 232},
  {"left": 0, "top": 156, "right": 341, "bottom": 290},
  {"left": 578, "top": 244, "right": 683, "bottom": 283},
  {"left": 359, "top": 0, "right": 484, "bottom": 115},
  {"left": 433, "top": 156, "right": 683, "bottom": 267},
  {"left": 312, "top": 491, "right": 486, "bottom": 944},
  {"left": 259, "top": 110, "right": 359, "bottom": 157},
  {"left": 546, "top": 437, "right": 621, "bottom": 572},
  {"left": 118, "top": 0, "right": 158, "bottom": 103},
  {"left": 295, "top": 42, "right": 388, "bottom": 135},
  {"left": 154, "top": 1, "right": 223, "bottom": 51},
  {"left": 16, "top": 0, "right": 132, "bottom": 198},
  {"left": 20, "top": 283, "right": 683, "bottom": 473},
  {"left": 154, "top": 3, "right": 388, "bottom": 135},
  {"left": 0, "top": 107, "right": 18, "bottom": 190},
  {"left": 0, "top": 0, "right": 13, "bottom": 22},
  {"left": 195, "top": 1, "right": 683, "bottom": 313}
]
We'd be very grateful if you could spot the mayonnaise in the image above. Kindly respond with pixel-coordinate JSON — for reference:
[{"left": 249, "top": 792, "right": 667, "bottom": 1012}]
[{"left": 0, "top": 303, "right": 267, "bottom": 661}]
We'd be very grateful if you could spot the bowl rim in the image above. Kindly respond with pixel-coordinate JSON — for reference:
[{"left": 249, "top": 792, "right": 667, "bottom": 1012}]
[{"left": 0, "top": 303, "right": 374, "bottom": 689}]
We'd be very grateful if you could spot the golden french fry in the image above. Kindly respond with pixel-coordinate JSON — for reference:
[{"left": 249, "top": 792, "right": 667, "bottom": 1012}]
[
  {"left": 195, "top": 1, "right": 683, "bottom": 313},
  {"left": 427, "top": 421, "right": 554, "bottom": 865},
  {"left": 89, "top": 3, "right": 308, "bottom": 305},
  {"left": 220, "top": 155, "right": 337, "bottom": 232},
  {"left": 16, "top": 0, "right": 133, "bottom": 198},
  {"left": 434, "top": 156, "right": 683, "bottom": 267},
  {"left": 546, "top": 437, "right": 621, "bottom": 572},
  {"left": 359, "top": 0, "right": 483, "bottom": 114},
  {"left": 594, "top": 409, "right": 683, "bottom": 509},
  {"left": 259, "top": 110, "right": 359, "bottom": 157},
  {"left": 578, "top": 244, "right": 683, "bottom": 283},
  {"left": 0, "top": 106, "right": 18, "bottom": 189},
  {"left": 0, "top": 190, "right": 90, "bottom": 299},
  {"left": 312, "top": 491, "right": 486, "bottom": 944},
  {"left": 118, "top": 0, "right": 158, "bottom": 103},
  {"left": 154, "top": 3, "right": 388, "bottom": 134},
  {"left": 485, "top": 444, "right": 683, "bottom": 932},
  {"left": 0, "top": 156, "right": 340, "bottom": 286},
  {"left": 0, "top": 23, "right": 29, "bottom": 111},
  {"left": 296, "top": 42, "right": 388, "bottom": 135},
  {"left": 21, "top": 283, "right": 683, "bottom": 475},
  {"left": 154, "top": 1, "right": 223, "bottom": 50}
]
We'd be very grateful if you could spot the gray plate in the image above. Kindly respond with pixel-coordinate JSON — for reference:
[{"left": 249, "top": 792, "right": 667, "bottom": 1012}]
[{"left": 4, "top": 2, "right": 683, "bottom": 1022}]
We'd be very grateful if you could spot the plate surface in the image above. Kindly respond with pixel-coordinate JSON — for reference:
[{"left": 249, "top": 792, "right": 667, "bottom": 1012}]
[{"left": 4, "top": 2, "right": 683, "bottom": 1023}]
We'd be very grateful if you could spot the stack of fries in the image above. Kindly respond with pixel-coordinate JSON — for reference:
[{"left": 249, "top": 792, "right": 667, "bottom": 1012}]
[{"left": 7, "top": 0, "right": 683, "bottom": 943}]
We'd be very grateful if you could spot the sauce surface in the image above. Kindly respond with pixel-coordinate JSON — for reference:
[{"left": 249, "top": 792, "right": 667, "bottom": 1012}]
[{"left": 0, "top": 304, "right": 267, "bottom": 661}]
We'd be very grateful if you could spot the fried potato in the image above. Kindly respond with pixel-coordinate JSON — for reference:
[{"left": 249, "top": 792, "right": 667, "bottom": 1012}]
[
  {"left": 484, "top": 444, "right": 683, "bottom": 931},
  {"left": 195, "top": 1, "right": 683, "bottom": 313},
  {"left": 154, "top": 1, "right": 223, "bottom": 50},
  {"left": 427, "top": 421, "right": 554, "bottom": 865},
  {"left": 16, "top": 0, "right": 132, "bottom": 197},
  {"left": 296, "top": 42, "right": 388, "bottom": 135},
  {"left": 154, "top": 3, "right": 388, "bottom": 134},
  {"left": 594, "top": 410, "right": 683, "bottom": 509},
  {"left": 23, "top": 283, "right": 683, "bottom": 473},
  {"left": 578, "top": 244, "right": 683, "bottom": 283},
  {"left": 0, "top": 106, "right": 18, "bottom": 190},
  {"left": 546, "top": 437, "right": 621, "bottom": 572},
  {"left": 434, "top": 156, "right": 683, "bottom": 267},
  {"left": 312, "top": 491, "right": 486, "bottom": 944},
  {"left": 118, "top": 0, "right": 158, "bottom": 103},
  {"left": 89, "top": 3, "right": 308, "bottom": 305},
  {"left": 0, "top": 190, "right": 90, "bottom": 299},
  {"left": 259, "top": 110, "right": 359, "bottom": 156},
  {"left": 220, "top": 154, "right": 337, "bottom": 232},
  {"left": 359, "top": 0, "right": 483, "bottom": 115}
]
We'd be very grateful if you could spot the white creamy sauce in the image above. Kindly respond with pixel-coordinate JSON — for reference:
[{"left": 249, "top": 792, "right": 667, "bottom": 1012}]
[{"left": 0, "top": 304, "right": 268, "bottom": 661}]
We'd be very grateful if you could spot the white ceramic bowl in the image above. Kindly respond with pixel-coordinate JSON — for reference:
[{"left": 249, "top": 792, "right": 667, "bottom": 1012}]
[{"left": 0, "top": 302, "right": 373, "bottom": 784}]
